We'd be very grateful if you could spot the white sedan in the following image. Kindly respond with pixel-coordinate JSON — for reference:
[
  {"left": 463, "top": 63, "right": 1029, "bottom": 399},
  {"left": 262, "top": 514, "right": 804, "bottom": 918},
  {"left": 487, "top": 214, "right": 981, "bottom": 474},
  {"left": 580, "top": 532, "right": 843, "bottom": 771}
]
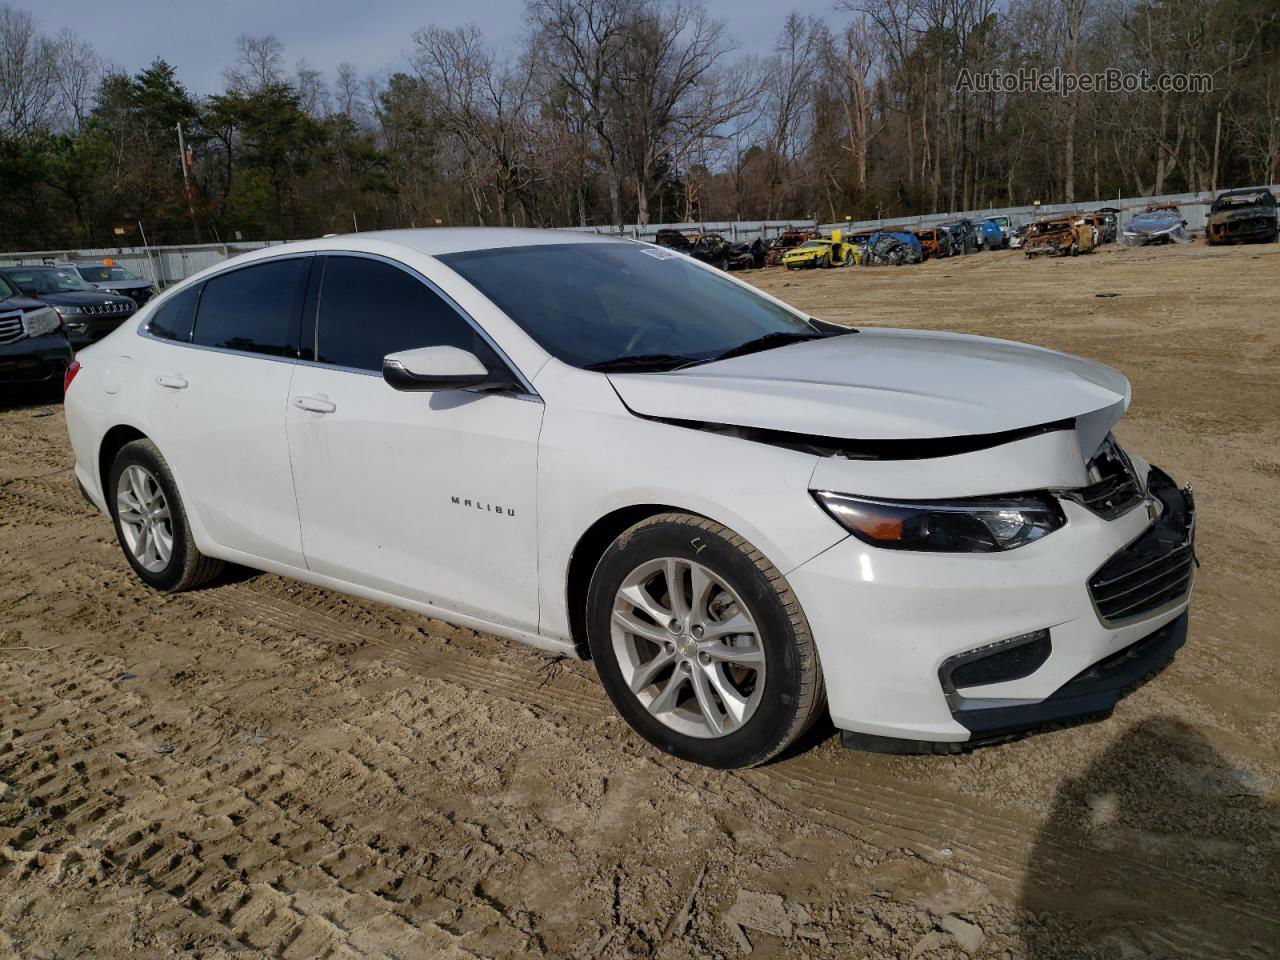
[{"left": 64, "top": 229, "right": 1195, "bottom": 767}]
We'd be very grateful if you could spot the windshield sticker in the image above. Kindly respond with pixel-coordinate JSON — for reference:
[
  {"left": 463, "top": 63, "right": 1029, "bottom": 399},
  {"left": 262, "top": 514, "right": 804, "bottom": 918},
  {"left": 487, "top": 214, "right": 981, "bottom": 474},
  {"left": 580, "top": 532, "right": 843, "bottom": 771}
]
[{"left": 640, "top": 247, "right": 680, "bottom": 260}]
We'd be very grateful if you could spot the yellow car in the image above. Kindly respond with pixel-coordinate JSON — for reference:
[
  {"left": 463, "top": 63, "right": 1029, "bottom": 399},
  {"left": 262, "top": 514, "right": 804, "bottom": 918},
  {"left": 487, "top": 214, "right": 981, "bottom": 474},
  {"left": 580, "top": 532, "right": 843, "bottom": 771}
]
[{"left": 781, "top": 230, "right": 860, "bottom": 269}]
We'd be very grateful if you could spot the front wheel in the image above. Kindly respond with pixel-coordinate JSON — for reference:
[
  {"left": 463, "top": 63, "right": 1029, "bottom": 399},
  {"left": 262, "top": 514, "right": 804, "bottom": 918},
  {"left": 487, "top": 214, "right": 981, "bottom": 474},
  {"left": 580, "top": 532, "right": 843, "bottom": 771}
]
[
  {"left": 109, "top": 439, "right": 224, "bottom": 592},
  {"left": 586, "top": 513, "right": 825, "bottom": 768}
]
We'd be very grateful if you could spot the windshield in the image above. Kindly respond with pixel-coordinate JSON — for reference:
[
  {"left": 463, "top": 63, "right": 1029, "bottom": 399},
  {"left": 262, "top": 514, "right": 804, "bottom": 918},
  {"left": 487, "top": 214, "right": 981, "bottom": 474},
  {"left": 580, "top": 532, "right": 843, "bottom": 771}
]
[
  {"left": 1, "top": 266, "right": 95, "bottom": 293},
  {"left": 800, "top": 240, "right": 827, "bottom": 248},
  {"left": 0, "top": 274, "right": 16, "bottom": 299},
  {"left": 440, "top": 242, "right": 816, "bottom": 370},
  {"left": 76, "top": 264, "right": 141, "bottom": 282}
]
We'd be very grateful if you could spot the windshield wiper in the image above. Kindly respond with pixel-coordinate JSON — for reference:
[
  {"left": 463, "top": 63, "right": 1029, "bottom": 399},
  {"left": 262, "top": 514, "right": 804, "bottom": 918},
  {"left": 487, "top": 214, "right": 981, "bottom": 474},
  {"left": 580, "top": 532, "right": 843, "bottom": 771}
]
[
  {"left": 695, "top": 330, "right": 831, "bottom": 366},
  {"left": 584, "top": 353, "right": 698, "bottom": 373}
]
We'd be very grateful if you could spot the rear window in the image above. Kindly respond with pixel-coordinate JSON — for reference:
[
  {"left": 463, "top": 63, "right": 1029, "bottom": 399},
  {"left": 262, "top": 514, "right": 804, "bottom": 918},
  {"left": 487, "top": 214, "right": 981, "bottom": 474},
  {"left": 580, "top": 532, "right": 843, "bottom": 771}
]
[{"left": 191, "top": 258, "right": 310, "bottom": 357}]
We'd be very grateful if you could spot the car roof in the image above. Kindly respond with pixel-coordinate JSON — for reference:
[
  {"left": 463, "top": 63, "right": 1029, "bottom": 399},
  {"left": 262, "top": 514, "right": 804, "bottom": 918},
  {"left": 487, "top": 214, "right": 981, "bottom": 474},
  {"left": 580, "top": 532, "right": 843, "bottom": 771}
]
[{"left": 349, "top": 227, "right": 626, "bottom": 256}]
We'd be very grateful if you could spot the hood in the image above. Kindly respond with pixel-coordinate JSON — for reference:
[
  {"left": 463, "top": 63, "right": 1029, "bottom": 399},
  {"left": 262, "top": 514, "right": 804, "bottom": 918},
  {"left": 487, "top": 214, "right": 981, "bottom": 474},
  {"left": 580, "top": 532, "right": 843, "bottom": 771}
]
[
  {"left": 609, "top": 328, "right": 1130, "bottom": 457},
  {"left": 1124, "top": 211, "right": 1182, "bottom": 235},
  {"left": 90, "top": 279, "right": 153, "bottom": 292},
  {"left": 30, "top": 291, "right": 135, "bottom": 308}
]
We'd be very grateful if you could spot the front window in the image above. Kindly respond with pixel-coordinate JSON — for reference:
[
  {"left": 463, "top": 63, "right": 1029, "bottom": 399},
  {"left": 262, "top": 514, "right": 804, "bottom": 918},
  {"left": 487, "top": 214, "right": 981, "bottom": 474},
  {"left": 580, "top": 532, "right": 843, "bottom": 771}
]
[
  {"left": 0, "top": 274, "right": 16, "bottom": 299},
  {"left": 76, "top": 264, "right": 142, "bottom": 283},
  {"left": 1, "top": 266, "right": 96, "bottom": 294},
  {"left": 440, "top": 242, "right": 817, "bottom": 370}
]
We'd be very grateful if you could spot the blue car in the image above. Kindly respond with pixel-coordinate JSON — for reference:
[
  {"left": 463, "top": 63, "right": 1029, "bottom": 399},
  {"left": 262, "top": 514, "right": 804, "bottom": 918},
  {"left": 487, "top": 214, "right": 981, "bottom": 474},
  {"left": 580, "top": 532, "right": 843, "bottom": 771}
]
[{"left": 977, "top": 219, "right": 1006, "bottom": 250}]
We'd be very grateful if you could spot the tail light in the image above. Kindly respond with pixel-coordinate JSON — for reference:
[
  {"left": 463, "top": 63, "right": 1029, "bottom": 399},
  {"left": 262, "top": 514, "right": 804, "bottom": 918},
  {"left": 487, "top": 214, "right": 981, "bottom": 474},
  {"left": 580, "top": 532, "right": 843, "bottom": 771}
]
[{"left": 63, "top": 359, "right": 81, "bottom": 394}]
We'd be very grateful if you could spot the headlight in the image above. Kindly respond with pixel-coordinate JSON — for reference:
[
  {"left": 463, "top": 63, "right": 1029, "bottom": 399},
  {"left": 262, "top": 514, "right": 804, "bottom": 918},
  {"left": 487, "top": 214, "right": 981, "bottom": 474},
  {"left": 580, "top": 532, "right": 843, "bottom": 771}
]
[
  {"left": 812, "top": 490, "right": 1066, "bottom": 553},
  {"left": 53, "top": 304, "right": 84, "bottom": 317},
  {"left": 22, "top": 307, "right": 61, "bottom": 338}
]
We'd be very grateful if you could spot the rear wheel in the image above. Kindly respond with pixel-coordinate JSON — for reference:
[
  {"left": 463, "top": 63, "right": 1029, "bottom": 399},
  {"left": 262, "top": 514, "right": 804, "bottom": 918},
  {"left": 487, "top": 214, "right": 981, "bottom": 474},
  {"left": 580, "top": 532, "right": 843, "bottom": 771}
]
[
  {"left": 109, "top": 439, "right": 223, "bottom": 592},
  {"left": 586, "top": 513, "right": 825, "bottom": 768}
]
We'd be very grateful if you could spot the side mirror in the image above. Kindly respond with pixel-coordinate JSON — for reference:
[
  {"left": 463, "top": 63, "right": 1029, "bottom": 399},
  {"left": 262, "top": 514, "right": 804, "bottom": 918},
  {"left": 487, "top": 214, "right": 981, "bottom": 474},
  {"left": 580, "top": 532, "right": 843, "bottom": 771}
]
[{"left": 383, "top": 345, "right": 496, "bottom": 392}]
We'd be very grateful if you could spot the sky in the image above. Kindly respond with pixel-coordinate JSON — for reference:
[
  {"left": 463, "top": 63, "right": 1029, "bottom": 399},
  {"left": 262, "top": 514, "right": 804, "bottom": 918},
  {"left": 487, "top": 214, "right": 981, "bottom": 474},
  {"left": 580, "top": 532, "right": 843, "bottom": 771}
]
[{"left": 34, "top": 0, "right": 802, "bottom": 96}]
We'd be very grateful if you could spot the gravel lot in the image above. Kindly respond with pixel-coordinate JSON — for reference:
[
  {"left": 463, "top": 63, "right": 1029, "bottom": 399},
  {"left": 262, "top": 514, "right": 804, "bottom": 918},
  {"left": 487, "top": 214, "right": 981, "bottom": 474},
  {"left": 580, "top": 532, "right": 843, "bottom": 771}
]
[{"left": 1, "top": 240, "right": 1277, "bottom": 959}]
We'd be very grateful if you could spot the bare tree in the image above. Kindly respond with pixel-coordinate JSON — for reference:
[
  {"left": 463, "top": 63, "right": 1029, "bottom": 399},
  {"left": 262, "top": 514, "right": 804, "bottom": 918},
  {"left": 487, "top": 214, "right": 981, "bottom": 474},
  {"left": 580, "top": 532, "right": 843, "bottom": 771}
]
[
  {"left": 0, "top": 5, "right": 56, "bottom": 138},
  {"left": 224, "top": 34, "right": 286, "bottom": 93},
  {"left": 49, "top": 28, "right": 102, "bottom": 132}
]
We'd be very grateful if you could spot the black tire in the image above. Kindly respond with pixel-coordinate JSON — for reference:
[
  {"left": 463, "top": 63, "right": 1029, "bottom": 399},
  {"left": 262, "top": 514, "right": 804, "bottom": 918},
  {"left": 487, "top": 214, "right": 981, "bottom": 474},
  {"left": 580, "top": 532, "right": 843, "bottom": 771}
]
[
  {"left": 586, "top": 512, "right": 825, "bottom": 768},
  {"left": 108, "top": 438, "right": 224, "bottom": 592}
]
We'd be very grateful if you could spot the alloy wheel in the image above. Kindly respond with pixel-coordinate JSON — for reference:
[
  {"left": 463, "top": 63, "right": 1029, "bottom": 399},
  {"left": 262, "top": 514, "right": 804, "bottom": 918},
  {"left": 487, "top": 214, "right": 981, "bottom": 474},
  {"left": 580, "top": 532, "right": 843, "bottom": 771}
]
[
  {"left": 611, "top": 557, "right": 766, "bottom": 738},
  {"left": 116, "top": 464, "right": 173, "bottom": 573}
]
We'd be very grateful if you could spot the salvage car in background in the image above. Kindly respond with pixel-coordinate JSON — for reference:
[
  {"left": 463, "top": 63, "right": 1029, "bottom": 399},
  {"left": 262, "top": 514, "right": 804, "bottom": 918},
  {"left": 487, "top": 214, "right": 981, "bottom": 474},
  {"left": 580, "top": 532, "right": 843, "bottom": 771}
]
[
  {"left": 1009, "top": 224, "right": 1029, "bottom": 250},
  {"left": 72, "top": 260, "right": 158, "bottom": 305},
  {"left": 913, "top": 226, "right": 950, "bottom": 259},
  {"left": 782, "top": 232, "right": 858, "bottom": 269},
  {"left": 976, "top": 219, "right": 1006, "bottom": 250},
  {"left": 726, "top": 238, "right": 767, "bottom": 270},
  {"left": 864, "top": 231, "right": 923, "bottom": 265},
  {"left": 0, "top": 264, "right": 137, "bottom": 347},
  {"left": 65, "top": 227, "right": 1197, "bottom": 768},
  {"left": 0, "top": 274, "right": 72, "bottom": 391},
  {"left": 1203, "top": 188, "right": 1278, "bottom": 245},
  {"left": 1120, "top": 205, "right": 1190, "bottom": 246},
  {"left": 653, "top": 229, "right": 694, "bottom": 252},
  {"left": 688, "top": 233, "right": 734, "bottom": 269},
  {"left": 1023, "top": 216, "right": 1095, "bottom": 257},
  {"left": 939, "top": 220, "right": 978, "bottom": 255},
  {"left": 765, "top": 229, "right": 820, "bottom": 266},
  {"left": 1094, "top": 208, "right": 1120, "bottom": 244}
]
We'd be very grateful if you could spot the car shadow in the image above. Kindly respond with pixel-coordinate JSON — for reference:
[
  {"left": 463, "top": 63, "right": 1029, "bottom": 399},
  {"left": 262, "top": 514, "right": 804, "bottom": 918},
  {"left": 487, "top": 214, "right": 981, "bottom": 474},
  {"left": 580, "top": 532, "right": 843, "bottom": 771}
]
[
  {"left": 1017, "top": 716, "right": 1278, "bottom": 957},
  {"left": 0, "top": 383, "right": 62, "bottom": 411}
]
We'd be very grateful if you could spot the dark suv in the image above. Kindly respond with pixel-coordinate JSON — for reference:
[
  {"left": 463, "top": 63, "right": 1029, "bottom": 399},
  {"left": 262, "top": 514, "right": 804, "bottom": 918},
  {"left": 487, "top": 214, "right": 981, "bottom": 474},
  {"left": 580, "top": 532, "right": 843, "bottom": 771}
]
[
  {"left": 71, "top": 260, "right": 158, "bottom": 305},
  {"left": 0, "top": 274, "right": 73, "bottom": 388},
  {"left": 0, "top": 264, "right": 137, "bottom": 347}
]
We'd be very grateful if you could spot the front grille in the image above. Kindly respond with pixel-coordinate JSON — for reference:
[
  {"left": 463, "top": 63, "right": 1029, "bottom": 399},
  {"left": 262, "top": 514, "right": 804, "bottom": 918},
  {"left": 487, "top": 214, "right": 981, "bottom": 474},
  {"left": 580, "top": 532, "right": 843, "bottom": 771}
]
[
  {"left": 1070, "top": 437, "right": 1144, "bottom": 519},
  {"left": 0, "top": 311, "right": 23, "bottom": 344},
  {"left": 1088, "top": 469, "right": 1195, "bottom": 625},
  {"left": 82, "top": 301, "right": 134, "bottom": 316}
]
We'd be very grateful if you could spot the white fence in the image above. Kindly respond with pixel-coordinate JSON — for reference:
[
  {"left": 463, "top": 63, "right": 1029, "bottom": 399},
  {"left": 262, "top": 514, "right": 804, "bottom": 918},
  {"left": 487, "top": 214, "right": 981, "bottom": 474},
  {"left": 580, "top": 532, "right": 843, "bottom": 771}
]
[{"left": 2, "top": 185, "right": 1274, "bottom": 287}]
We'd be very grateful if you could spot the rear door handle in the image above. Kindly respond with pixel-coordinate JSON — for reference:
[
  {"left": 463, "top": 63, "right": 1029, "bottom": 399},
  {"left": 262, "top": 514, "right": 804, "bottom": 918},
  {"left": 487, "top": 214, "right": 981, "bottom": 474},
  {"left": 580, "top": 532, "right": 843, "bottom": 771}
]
[
  {"left": 156, "top": 374, "right": 188, "bottom": 390},
  {"left": 292, "top": 394, "right": 337, "bottom": 414}
]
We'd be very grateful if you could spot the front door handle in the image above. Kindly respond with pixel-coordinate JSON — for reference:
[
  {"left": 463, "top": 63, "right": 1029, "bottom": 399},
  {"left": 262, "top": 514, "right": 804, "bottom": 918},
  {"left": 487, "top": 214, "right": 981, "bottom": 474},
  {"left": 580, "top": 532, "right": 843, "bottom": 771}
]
[
  {"left": 156, "top": 374, "right": 188, "bottom": 390},
  {"left": 292, "top": 394, "right": 337, "bottom": 414}
]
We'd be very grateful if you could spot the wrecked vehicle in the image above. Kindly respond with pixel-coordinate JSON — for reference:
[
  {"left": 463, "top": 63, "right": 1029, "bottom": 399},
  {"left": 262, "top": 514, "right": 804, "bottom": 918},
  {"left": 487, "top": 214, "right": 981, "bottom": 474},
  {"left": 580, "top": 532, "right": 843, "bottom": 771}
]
[
  {"left": 765, "top": 229, "right": 820, "bottom": 266},
  {"left": 726, "top": 238, "right": 767, "bottom": 270},
  {"left": 864, "top": 231, "right": 923, "bottom": 266},
  {"left": 688, "top": 233, "right": 735, "bottom": 269},
  {"left": 1094, "top": 208, "right": 1120, "bottom": 244},
  {"left": 1009, "top": 224, "right": 1029, "bottom": 250},
  {"left": 913, "top": 226, "right": 950, "bottom": 259},
  {"left": 782, "top": 231, "right": 859, "bottom": 269},
  {"left": 1022, "top": 216, "right": 1096, "bottom": 257},
  {"left": 939, "top": 220, "right": 978, "bottom": 255},
  {"left": 1203, "top": 188, "right": 1278, "bottom": 245},
  {"left": 1119, "top": 206, "right": 1189, "bottom": 246},
  {"left": 976, "top": 219, "right": 1006, "bottom": 250},
  {"left": 653, "top": 229, "right": 694, "bottom": 252},
  {"left": 68, "top": 227, "right": 1197, "bottom": 767}
]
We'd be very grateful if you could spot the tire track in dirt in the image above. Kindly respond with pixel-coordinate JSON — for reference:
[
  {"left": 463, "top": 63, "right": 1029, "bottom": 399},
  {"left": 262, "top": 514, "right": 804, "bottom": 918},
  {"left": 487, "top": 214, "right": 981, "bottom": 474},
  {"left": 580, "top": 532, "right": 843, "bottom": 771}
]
[
  {"left": 0, "top": 652, "right": 545, "bottom": 959},
  {"left": 60, "top": 553, "right": 1275, "bottom": 958}
]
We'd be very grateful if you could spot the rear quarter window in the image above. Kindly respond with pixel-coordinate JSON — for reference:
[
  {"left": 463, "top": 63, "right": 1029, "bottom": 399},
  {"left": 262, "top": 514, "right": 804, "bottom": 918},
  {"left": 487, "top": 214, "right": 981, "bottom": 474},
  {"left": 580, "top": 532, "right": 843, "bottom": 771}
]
[{"left": 147, "top": 285, "right": 201, "bottom": 342}]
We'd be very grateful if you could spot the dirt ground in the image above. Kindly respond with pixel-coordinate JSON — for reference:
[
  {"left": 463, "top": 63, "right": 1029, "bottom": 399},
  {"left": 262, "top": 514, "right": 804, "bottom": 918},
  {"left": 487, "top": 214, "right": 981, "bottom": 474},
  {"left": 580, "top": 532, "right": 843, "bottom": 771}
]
[{"left": 1, "top": 240, "right": 1278, "bottom": 960}]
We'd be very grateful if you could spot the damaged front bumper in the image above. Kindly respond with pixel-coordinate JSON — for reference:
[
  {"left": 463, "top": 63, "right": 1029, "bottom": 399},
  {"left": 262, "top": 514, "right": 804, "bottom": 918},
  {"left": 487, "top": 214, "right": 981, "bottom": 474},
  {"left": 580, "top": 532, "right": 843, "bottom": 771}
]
[{"left": 788, "top": 457, "right": 1195, "bottom": 753}]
